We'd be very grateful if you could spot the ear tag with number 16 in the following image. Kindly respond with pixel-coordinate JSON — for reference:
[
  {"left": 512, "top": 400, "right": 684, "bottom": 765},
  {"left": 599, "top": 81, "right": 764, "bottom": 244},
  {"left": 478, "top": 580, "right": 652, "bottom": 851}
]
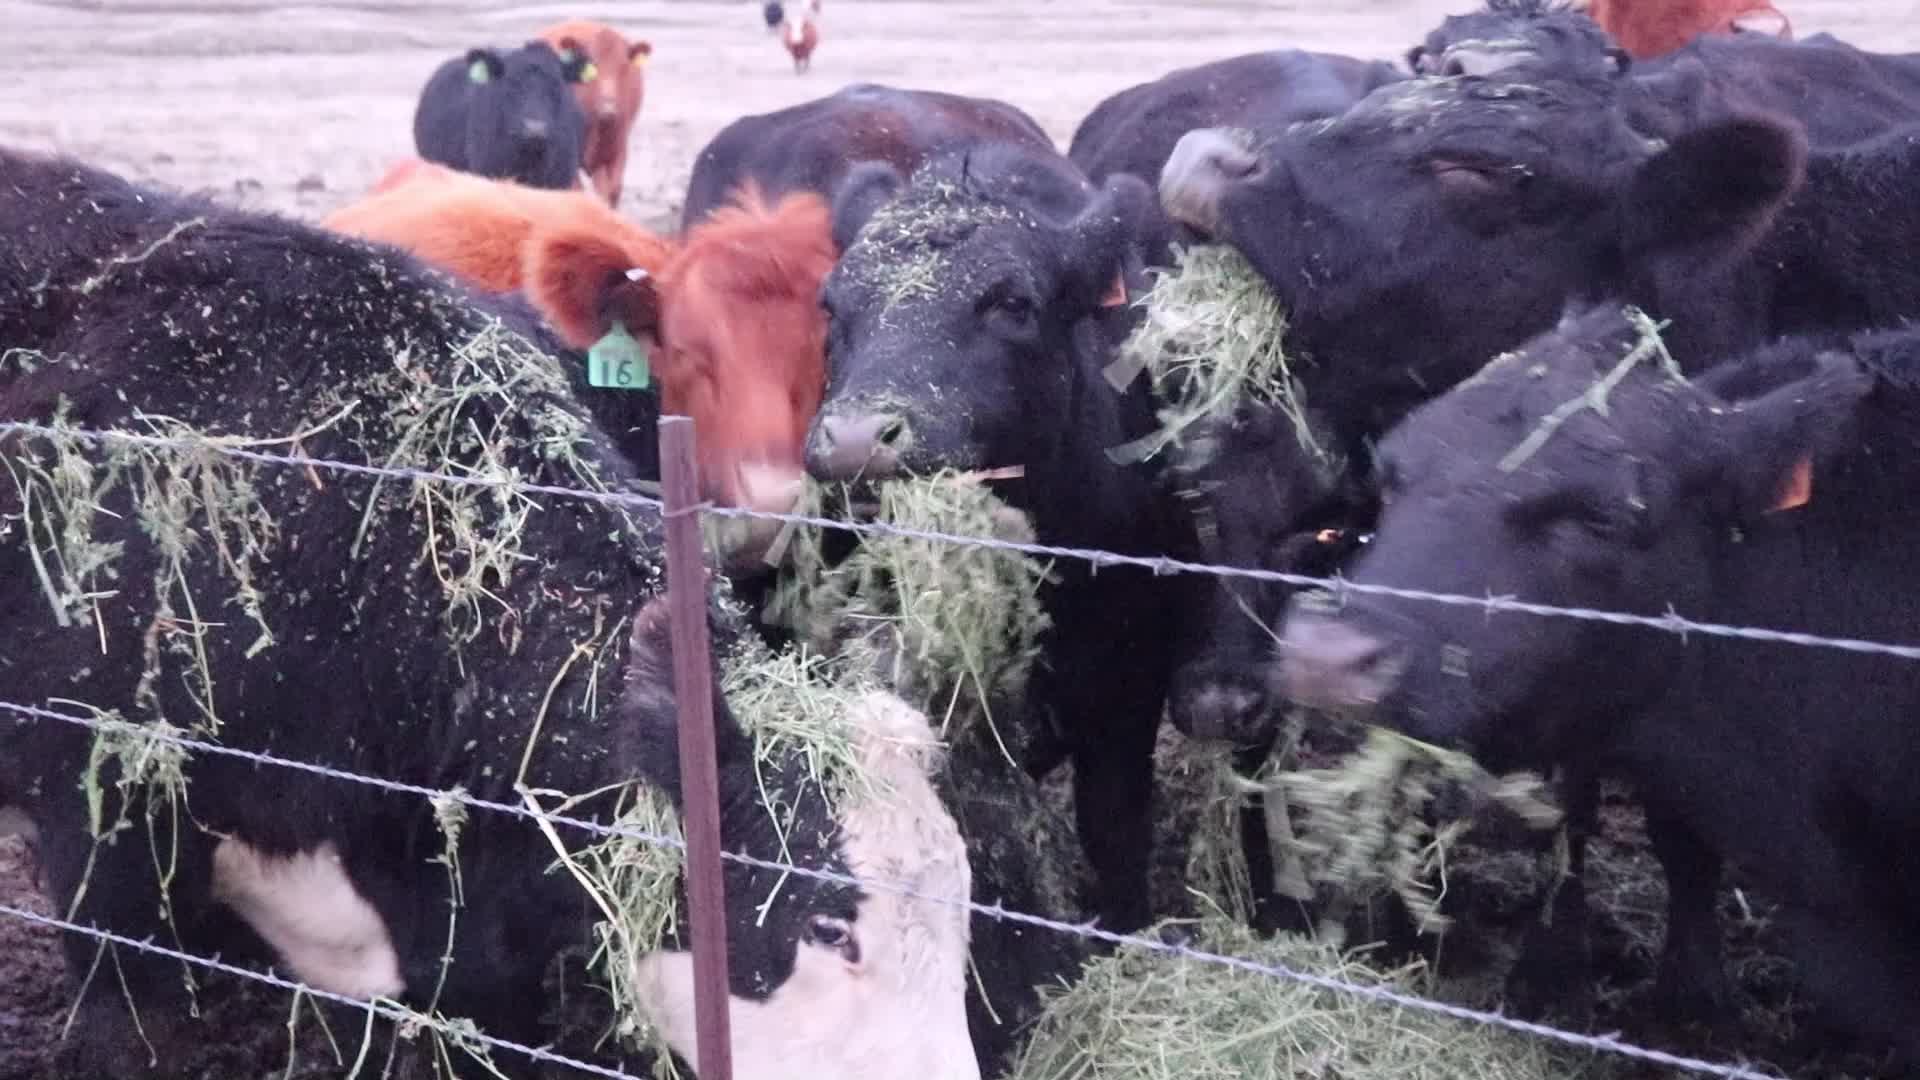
[{"left": 587, "top": 273, "right": 653, "bottom": 390}]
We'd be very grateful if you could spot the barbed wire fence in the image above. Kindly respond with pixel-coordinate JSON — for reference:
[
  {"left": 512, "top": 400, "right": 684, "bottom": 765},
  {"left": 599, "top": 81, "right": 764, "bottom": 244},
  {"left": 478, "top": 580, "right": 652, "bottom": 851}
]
[{"left": 1, "top": 415, "right": 1893, "bottom": 1080}]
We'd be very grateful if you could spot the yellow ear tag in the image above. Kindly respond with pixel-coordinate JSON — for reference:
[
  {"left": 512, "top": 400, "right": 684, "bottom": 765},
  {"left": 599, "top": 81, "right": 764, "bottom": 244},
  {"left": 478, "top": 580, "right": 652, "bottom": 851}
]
[
  {"left": 578, "top": 61, "right": 599, "bottom": 83},
  {"left": 631, "top": 50, "right": 651, "bottom": 69}
]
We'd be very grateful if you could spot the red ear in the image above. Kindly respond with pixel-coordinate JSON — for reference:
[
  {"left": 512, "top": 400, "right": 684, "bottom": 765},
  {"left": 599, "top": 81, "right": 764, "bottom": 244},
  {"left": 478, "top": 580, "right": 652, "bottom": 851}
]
[
  {"left": 1099, "top": 273, "right": 1128, "bottom": 308},
  {"left": 1767, "top": 455, "right": 1813, "bottom": 513},
  {"left": 524, "top": 225, "right": 665, "bottom": 350}
]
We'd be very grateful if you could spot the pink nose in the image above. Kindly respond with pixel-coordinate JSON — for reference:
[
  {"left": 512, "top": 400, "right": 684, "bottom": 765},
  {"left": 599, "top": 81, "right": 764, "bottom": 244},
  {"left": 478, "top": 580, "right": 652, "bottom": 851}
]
[{"left": 712, "top": 461, "right": 806, "bottom": 570}]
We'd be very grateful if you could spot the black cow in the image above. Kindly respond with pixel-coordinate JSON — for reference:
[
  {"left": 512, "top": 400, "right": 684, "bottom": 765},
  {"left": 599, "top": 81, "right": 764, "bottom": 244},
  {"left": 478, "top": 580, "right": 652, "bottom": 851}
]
[
  {"left": 1620, "top": 33, "right": 1920, "bottom": 146},
  {"left": 0, "top": 149, "right": 980, "bottom": 1079},
  {"left": 764, "top": 0, "right": 786, "bottom": 33},
  {"left": 1407, "top": 0, "right": 1630, "bottom": 78},
  {"left": 807, "top": 139, "right": 1204, "bottom": 937},
  {"left": 1281, "top": 303, "right": 1920, "bottom": 1065},
  {"left": 412, "top": 42, "right": 590, "bottom": 190},
  {"left": 680, "top": 82, "right": 1054, "bottom": 227},
  {"left": 1067, "top": 50, "right": 1403, "bottom": 260}
]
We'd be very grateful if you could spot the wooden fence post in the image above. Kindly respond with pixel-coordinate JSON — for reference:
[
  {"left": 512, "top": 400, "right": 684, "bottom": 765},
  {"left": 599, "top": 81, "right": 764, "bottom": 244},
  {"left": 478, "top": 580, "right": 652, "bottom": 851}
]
[{"left": 657, "top": 415, "right": 734, "bottom": 1080}]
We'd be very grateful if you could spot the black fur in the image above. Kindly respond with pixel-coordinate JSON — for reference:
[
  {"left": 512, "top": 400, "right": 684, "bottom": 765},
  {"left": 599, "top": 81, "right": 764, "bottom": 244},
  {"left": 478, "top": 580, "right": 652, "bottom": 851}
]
[
  {"left": 412, "top": 41, "right": 589, "bottom": 189},
  {"left": 679, "top": 82, "right": 1053, "bottom": 228},
  {"left": 0, "top": 150, "right": 866, "bottom": 1077},
  {"left": 1283, "top": 305, "right": 1920, "bottom": 1063},
  {"left": 815, "top": 141, "right": 1200, "bottom": 938}
]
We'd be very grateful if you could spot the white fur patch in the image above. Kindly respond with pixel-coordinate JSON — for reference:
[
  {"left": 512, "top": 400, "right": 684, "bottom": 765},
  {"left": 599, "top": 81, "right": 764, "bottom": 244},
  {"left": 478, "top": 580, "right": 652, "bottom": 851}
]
[
  {"left": 210, "top": 837, "right": 405, "bottom": 1000},
  {"left": 633, "top": 690, "right": 979, "bottom": 1079}
]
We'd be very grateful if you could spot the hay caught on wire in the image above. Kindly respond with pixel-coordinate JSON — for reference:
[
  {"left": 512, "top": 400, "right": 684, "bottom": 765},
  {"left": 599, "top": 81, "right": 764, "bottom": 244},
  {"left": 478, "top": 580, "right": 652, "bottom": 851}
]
[{"left": 764, "top": 470, "right": 1054, "bottom": 759}]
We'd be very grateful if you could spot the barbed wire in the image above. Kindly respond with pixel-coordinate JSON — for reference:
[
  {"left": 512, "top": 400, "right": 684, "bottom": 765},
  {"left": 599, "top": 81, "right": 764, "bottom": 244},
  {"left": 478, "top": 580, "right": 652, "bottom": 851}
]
[
  {"left": 0, "top": 697, "right": 1786, "bottom": 1080},
  {"left": 0, "top": 902, "right": 648, "bottom": 1080},
  {"left": 3, "top": 418, "right": 1917, "bottom": 663}
]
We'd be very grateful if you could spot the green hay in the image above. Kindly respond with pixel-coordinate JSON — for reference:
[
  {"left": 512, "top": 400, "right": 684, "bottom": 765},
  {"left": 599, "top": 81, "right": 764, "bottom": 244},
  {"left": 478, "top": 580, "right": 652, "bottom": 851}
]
[
  {"left": 1498, "top": 307, "right": 1679, "bottom": 473},
  {"left": 764, "top": 471, "right": 1053, "bottom": 758},
  {"left": 1174, "top": 720, "right": 1561, "bottom": 947},
  {"left": 838, "top": 178, "right": 1021, "bottom": 320},
  {"left": 1009, "top": 917, "right": 1611, "bottom": 1080},
  {"left": 1104, "top": 244, "right": 1332, "bottom": 478},
  {"left": 553, "top": 639, "right": 887, "bottom": 1077}
]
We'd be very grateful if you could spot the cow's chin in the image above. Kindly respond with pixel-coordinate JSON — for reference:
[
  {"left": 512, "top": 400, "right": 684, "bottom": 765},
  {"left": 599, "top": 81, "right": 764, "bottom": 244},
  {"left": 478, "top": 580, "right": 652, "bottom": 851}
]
[{"left": 631, "top": 925, "right": 979, "bottom": 1080}]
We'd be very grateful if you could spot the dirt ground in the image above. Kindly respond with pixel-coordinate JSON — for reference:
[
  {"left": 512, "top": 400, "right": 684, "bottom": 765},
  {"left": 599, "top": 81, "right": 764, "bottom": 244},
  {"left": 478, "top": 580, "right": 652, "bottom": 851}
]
[{"left": 6, "top": 0, "right": 1920, "bottom": 1077}]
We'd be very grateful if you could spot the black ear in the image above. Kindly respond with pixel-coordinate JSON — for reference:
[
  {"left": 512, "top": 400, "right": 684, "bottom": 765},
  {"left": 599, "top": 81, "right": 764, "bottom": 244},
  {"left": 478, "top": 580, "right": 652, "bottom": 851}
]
[
  {"left": 1061, "top": 173, "right": 1152, "bottom": 312},
  {"left": 622, "top": 594, "right": 754, "bottom": 809},
  {"left": 1707, "top": 349, "right": 1872, "bottom": 521},
  {"left": 831, "top": 162, "right": 906, "bottom": 253},
  {"left": 1621, "top": 115, "right": 1805, "bottom": 264},
  {"left": 465, "top": 48, "right": 506, "bottom": 84}
]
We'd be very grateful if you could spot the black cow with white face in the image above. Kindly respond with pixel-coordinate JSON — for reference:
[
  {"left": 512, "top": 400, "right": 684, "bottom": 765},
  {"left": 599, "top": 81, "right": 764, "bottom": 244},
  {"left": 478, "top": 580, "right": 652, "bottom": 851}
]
[
  {"left": 808, "top": 142, "right": 1201, "bottom": 936},
  {"left": 0, "top": 148, "right": 979, "bottom": 1080},
  {"left": 1281, "top": 303, "right": 1920, "bottom": 1064}
]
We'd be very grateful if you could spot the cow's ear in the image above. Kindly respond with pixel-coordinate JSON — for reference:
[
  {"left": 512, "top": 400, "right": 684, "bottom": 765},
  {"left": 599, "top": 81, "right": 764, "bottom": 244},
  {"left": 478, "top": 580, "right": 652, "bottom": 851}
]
[
  {"left": 629, "top": 40, "right": 654, "bottom": 66},
  {"left": 524, "top": 224, "right": 667, "bottom": 352},
  {"left": 1620, "top": 115, "right": 1804, "bottom": 270},
  {"left": 830, "top": 162, "right": 905, "bottom": 253},
  {"left": 622, "top": 595, "right": 755, "bottom": 810},
  {"left": 1060, "top": 173, "right": 1152, "bottom": 313},
  {"left": 465, "top": 49, "right": 505, "bottom": 84},
  {"left": 1708, "top": 349, "right": 1872, "bottom": 521}
]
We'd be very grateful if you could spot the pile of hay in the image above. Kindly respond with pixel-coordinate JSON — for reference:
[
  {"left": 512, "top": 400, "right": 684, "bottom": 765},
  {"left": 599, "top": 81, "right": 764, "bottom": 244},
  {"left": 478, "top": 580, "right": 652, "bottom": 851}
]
[
  {"left": 1104, "top": 243, "right": 1334, "bottom": 478},
  {"left": 764, "top": 469, "right": 1053, "bottom": 760},
  {"left": 1008, "top": 917, "right": 1614, "bottom": 1080}
]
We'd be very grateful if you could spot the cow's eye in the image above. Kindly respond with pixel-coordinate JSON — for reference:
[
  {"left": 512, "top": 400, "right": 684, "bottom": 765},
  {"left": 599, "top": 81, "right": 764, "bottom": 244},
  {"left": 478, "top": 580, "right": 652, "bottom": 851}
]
[{"left": 804, "top": 914, "right": 860, "bottom": 963}]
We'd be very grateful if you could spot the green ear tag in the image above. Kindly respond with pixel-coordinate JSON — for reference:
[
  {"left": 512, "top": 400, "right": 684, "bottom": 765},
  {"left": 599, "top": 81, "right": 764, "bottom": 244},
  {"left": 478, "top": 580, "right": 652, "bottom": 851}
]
[{"left": 587, "top": 321, "right": 651, "bottom": 390}]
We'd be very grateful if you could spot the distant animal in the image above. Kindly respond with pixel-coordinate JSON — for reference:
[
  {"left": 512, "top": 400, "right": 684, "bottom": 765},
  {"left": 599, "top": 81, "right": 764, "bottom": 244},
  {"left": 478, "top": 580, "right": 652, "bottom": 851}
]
[
  {"left": 764, "top": 0, "right": 785, "bottom": 32},
  {"left": 1407, "top": 0, "right": 1631, "bottom": 76},
  {"left": 1588, "top": 0, "right": 1792, "bottom": 58},
  {"left": 536, "top": 20, "right": 653, "bottom": 206},
  {"left": 782, "top": 0, "right": 821, "bottom": 72},
  {"left": 412, "top": 40, "right": 590, "bottom": 189},
  {"left": 1280, "top": 302, "right": 1920, "bottom": 1068},
  {"left": 0, "top": 146, "right": 982, "bottom": 1080}
]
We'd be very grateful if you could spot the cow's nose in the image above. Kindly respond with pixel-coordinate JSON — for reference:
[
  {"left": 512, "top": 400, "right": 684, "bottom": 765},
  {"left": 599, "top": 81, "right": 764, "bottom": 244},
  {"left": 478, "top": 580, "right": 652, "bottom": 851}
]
[
  {"left": 807, "top": 412, "right": 908, "bottom": 482},
  {"left": 1279, "top": 614, "right": 1406, "bottom": 711}
]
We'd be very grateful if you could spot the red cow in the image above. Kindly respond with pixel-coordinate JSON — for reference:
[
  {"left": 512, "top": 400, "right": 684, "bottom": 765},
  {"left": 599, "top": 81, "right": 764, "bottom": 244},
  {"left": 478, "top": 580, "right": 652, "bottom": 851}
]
[
  {"left": 322, "top": 163, "right": 671, "bottom": 295},
  {"left": 536, "top": 20, "right": 653, "bottom": 206},
  {"left": 782, "top": 0, "right": 821, "bottom": 73},
  {"left": 526, "top": 184, "right": 837, "bottom": 555},
  {"left": 1585, "top": 0, "right": 1792, "bottom": 59}
]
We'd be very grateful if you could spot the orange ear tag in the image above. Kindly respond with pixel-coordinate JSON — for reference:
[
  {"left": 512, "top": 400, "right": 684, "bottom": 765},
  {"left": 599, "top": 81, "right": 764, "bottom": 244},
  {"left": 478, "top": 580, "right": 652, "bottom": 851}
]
[
  {"left": 1099, "top": 274, "right": 1128, "bottom": 308},
  {"left": 1768, "top": 455, "right": 1813, "bottom": 513}
]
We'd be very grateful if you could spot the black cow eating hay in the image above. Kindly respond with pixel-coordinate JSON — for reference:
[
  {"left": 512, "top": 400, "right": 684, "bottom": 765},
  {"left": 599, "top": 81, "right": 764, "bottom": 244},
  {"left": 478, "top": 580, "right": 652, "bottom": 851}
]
[{"left": 0, "top": 148, "right": 979, "bottom": 1080}]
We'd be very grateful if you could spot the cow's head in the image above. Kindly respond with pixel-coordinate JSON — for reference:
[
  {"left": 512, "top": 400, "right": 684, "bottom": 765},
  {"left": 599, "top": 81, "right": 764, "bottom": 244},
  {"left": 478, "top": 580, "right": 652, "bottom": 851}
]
[
  {"left": 526, "top": 184, "right": 837, "bottom": 566},
  {"left": 459, "top": 42, "right": 591, "bottom": 176},
  {"left": 1279, "top": 305, "right": 1873, "bottom": 769},
  {"left": 1407, "top": 0, "right": 1631, "bottom": 79},
  {"left": 621, "top": 597, "right": 980, "bottom": 1079},
  {"left": 808, "top": 144, "right": 1150, "bottom": 495},
  {"left": 1158, "top": 101, "right": 1806, "bottom": 743}
]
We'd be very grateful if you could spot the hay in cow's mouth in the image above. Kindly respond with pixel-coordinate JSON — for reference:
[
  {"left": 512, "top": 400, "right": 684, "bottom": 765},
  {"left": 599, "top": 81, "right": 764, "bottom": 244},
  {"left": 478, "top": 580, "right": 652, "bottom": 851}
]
[
  {"left": 1171, "top": 717, "right": 1562, "bottom": 953},
  {"left": 763, "top": 469, "right": 1054, "bottom": 765},
  {"left": 1007, "top": 915, "right": 1612, "bottom": 1080},
  {"left": 1106, "top": 242, "right": 1337, "bottom": 481}
]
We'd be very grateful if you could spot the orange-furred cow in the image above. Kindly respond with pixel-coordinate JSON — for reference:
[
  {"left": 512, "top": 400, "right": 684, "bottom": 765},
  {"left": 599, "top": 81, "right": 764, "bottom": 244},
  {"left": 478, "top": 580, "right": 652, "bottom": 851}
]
[
  {"left": 322, "top": 163, "right": 672, "bottom": 296},
  {"left": 1586, "top": 0, "right": 1792, "bottom": 59},
  {"left": 782, "top": 0, "right": 821, "bottom": 73},
  {"left": 526, "top": 184, "right": 837, "bottom": 554},
  {"left": 536, "top": 20, "right": 653, "bottom": 206}
]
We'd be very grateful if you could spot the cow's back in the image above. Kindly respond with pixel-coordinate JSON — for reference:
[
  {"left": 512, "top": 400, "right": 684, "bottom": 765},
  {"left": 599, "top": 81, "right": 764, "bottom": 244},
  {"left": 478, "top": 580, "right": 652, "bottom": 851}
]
[{"left": 681, "top": 83, "right": 1052, "bottom": 226}]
